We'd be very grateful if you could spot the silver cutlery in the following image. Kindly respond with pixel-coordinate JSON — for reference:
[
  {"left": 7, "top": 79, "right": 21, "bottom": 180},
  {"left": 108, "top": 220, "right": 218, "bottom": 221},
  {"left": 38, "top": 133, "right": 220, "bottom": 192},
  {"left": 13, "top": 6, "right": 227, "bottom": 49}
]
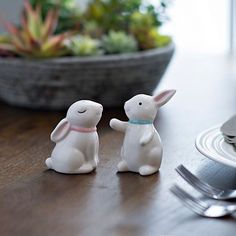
[
  {"left": 170, "top": 184, "right": 236, "bottom": 217},
  {"left": 222, "top": 134, "right": 236, "bottom": 144},
  {"left": 221, "top": 115, "right": 236, "bottom": 145},
  {"left": 175, "top": 164, "right": 236, "bottom": 200}
]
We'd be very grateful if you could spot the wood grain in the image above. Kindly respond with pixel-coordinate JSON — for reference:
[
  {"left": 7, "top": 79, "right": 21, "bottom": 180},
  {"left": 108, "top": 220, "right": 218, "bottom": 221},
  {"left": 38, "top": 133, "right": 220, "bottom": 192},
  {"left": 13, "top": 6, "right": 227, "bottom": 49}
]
[{"left": 1, "top": 53, "right": 236, "bottom": 236}]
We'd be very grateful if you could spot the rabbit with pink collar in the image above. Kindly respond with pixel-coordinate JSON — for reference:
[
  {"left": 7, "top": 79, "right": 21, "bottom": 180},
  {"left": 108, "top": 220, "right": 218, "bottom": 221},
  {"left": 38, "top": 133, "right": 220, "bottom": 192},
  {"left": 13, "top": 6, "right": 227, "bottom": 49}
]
[
  {"left": 110, "top": 90, "right": 176, "bottom": 176},
  {"left": 46, "top": 100, "right": 103, "bottom": 174}
]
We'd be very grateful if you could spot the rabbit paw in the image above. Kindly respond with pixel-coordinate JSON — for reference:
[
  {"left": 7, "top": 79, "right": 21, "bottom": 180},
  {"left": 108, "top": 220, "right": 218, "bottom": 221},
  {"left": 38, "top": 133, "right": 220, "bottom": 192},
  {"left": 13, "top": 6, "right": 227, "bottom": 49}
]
[
  {"left": 139, "top": 165, "right": 158, "bottom": 176},
  {"left": 117, "top": 161, "right": 129, "bottom": 172},
  {"left": 78, "top": 163, "right": 94, "bottom": 173}
]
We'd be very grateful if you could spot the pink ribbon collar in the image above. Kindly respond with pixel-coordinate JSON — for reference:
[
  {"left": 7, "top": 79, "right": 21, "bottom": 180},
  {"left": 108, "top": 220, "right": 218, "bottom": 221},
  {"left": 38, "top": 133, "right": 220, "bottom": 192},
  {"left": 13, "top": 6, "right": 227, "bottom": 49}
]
[{"left": 70, "top": 125, "right": 97, "bottom": 133}]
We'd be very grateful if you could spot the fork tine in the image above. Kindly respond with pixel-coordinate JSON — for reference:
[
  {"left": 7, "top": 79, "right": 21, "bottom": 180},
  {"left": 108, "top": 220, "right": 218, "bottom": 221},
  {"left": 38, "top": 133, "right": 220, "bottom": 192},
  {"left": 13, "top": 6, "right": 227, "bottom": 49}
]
[
  {"left": 171, "top": 184, "right": 208, "bottom": 209},
  {"left": 176, "top": 165, "right": 212, "bottom": 191},
  {"left": 170, "top": 188, "right": 203, "bottom": 214},
  {"left": 170, "top": 185, "right": 207, "bottom": 215},
  {"left": 170, "top": 187, "right": 204, "bottom": 213},
  {"left": 171, "top": 185, "right": 236, "bottom": 218},
  {"left": 176, "top": 165, "right": 222, "bottom": 195},
  {"left": 175, "top": 165, "right": 214, "bottom": 195},
  {"left": 171, "top": 193, "right": 203, "bottom": 215}
]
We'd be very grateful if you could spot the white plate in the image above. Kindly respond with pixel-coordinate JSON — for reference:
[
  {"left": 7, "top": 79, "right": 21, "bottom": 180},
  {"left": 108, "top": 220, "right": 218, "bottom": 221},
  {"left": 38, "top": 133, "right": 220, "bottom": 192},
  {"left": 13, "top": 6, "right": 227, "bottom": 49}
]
[{"left": 195, "top": 125, "right": 236, "bottom": 168}]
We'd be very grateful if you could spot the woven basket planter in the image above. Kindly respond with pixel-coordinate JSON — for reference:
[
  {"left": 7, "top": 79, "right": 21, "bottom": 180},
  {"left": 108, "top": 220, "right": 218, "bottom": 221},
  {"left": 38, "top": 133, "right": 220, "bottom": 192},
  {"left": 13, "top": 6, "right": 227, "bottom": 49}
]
[{"left": 0, "top": 43, "right": 174, "bottom": 109}]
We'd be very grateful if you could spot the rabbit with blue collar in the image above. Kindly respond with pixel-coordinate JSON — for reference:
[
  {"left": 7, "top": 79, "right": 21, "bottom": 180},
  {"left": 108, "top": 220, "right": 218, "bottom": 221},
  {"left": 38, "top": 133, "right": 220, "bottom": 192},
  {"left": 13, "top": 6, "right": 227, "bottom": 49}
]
[{"left": 110, "top": 90, "right": 176, "bottom": 176}]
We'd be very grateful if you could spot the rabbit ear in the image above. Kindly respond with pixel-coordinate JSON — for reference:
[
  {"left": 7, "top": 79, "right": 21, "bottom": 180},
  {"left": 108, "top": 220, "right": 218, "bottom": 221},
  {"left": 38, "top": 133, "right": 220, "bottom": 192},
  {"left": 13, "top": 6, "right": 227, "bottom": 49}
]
[
  {"left": 50, "top": 118, "right": 70, "bottom": 142},
  {"left": 153, "top": 89, "right": 176, "bottom": 107}
]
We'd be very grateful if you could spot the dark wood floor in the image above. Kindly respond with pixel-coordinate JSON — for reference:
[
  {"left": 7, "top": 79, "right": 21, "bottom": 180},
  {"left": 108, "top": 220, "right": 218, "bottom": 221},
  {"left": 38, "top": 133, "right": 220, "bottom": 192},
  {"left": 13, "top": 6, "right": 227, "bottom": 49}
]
[{"left": 1, "top": 53, "right": 236, "bottom": 236}]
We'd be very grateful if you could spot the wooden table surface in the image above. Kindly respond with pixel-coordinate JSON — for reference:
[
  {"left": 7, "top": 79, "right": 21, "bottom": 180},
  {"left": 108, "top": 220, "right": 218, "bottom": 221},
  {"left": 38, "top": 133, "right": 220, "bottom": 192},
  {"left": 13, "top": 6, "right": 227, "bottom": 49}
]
[{"left": 1, "top": 53, "right": 236, "bottom": 236}]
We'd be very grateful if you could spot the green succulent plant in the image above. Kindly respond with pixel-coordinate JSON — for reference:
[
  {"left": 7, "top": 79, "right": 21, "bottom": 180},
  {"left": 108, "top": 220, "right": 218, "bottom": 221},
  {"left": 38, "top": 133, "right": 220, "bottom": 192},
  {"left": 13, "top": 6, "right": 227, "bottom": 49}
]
[
  {"left": 68, "top": 35, "right": 102, "bottom": 56},
  {"left": 130, "top": 11, "right": 154, "bottom": 29},
  {"left": 30, "top": 0, "right": 81, "bottom": 33},
  {"left": 0, "top": 0, "right": 70, "bottom": 58},
  {"left": 155, "top": 34, "right": 172, "bottom": 47},
  {"left": 145, "top": 1, "right": 170, "bottom": 27},
  {"left": 82, "top": 21, "right": 103, "bottom": 39},
  {"left": 130, "top": 11, "right": 154, "bottom": 49},
  {"left": 0, "top": 35, "right": 15, "bottom": 56},
  {"left": 0, "top": 34, "right": 10, "bottom": 44},
  {"left": 0, "top": 0, "right": 172, "bottom": 59},
  {"left": 102, "top": 31, "right": 138, "bottom": 54},
  {"left": 86, "top": 0, "right": 142, "bottom": 33},
  {"left": 130, "top": 11, "right": 171, "bottom": 50},
  {"left": 86, "top": 0, "right": 169, "bottom": 32}
]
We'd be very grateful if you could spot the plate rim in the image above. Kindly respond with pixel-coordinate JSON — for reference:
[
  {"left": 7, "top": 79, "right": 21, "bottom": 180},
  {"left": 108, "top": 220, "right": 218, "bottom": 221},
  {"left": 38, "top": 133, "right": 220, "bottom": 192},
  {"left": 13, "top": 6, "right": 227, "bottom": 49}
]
[{"left": 195, "top": 125, "right": 236, "bottom": 168}]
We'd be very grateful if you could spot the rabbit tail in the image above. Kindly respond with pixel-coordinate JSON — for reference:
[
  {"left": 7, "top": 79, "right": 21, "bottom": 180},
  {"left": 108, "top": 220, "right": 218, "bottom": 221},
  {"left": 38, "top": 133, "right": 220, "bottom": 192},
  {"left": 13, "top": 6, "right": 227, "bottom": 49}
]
[{"left": 45, "top": 158, "right": 53, "bottom": 169}]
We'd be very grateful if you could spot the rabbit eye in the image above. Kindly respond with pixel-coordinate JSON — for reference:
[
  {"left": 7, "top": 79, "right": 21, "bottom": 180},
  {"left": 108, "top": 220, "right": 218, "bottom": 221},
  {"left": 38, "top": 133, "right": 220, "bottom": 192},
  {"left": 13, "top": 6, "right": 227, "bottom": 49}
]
[
  {"left": 78, "top": 109, "right": 86, "bottom": 114},
  {"left": 139, "top": 102, "right": 142, "bottom": 106}
]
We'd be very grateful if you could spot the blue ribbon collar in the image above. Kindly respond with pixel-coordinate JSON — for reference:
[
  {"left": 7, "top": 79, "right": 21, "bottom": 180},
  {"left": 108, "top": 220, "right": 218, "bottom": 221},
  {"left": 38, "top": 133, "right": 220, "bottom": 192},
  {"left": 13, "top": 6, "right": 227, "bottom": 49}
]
[{"left": 128, "top": 119, "right": 153, "bottom": 125}]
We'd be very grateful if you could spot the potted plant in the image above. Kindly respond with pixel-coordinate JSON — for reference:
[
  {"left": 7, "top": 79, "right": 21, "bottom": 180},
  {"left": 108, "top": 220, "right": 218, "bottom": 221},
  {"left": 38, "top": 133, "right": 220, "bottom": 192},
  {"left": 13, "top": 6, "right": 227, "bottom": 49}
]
[{"left": 0, "top": 0, "right": 174, "bottom": 109}]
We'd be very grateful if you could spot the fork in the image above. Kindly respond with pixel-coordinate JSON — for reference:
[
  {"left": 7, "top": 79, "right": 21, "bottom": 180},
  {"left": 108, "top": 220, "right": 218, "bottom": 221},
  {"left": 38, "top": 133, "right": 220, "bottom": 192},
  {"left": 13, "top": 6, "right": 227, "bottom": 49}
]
[
  {"left": 175, "top": 165, "right": 236, "bottom": 200},
  {"left": 170, "top": 185, "right": 236, "bottom": 217}
]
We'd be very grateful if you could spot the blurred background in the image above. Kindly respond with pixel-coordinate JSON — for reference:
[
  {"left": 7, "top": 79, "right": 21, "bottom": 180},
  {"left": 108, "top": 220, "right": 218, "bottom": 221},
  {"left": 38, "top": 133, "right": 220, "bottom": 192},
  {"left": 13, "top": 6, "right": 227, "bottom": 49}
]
[
  {"left": 0, "top": 0, "right": 235, "bottom": 110},
  {"left": 0, "top": 0, "right": 230, "bottom": 55}
]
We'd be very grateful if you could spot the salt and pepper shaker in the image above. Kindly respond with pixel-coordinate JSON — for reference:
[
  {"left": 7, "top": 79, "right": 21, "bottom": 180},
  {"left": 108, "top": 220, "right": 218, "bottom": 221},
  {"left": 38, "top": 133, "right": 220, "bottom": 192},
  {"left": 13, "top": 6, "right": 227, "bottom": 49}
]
[
  {"left": 46, "top": 100, "right": 103, "bottom": 174},
  {"left": 110, "top": 90, "right": 176, "bottom": 176},
  {"left": 46, "top": 91, "right": 176, "bottom": 176}
]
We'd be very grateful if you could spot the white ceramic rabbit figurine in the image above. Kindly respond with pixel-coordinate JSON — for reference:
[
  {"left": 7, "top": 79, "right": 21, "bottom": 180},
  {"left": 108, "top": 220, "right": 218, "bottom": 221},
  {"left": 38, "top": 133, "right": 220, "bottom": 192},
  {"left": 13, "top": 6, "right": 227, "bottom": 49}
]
[
  {"left": 46, "top": 100, "right": 103, "bottom": 174},
  {"left": 110, "top": 90, "right": 176, "bottom": 176}
]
